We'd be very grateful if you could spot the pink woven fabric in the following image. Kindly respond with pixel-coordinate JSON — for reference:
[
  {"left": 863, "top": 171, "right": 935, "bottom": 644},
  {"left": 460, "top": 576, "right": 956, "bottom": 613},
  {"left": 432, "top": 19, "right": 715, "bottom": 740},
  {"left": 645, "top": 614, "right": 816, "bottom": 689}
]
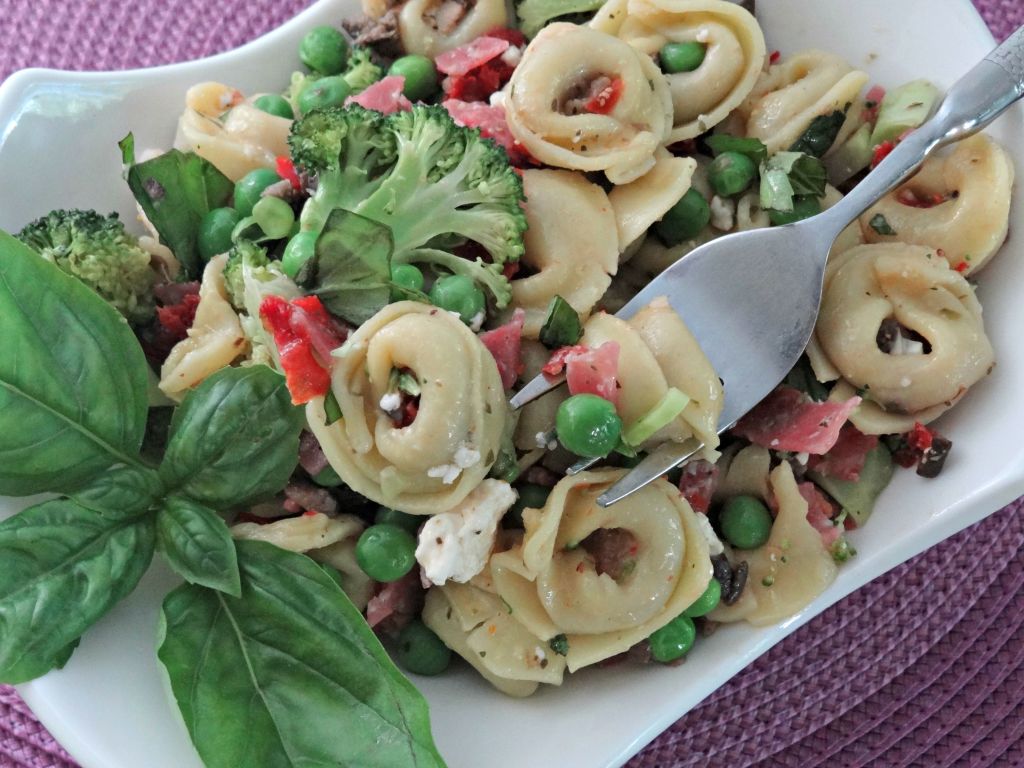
[{"left": 0, "top": 2, "right": 1021, "bottom": 767}]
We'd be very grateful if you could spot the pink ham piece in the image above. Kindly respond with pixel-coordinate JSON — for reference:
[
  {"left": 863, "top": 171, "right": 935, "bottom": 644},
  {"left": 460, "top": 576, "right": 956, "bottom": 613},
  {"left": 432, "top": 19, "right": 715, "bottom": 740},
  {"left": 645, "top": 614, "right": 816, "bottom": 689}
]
[
  {"left": 798, "top": 482, "right": 842, "bottom": 547},
  {"left": 345, "top": 75, "right": 412, "bottom": 114},
  {"left": 807, "top": 424, "right": 878, "bottom": 481},
  {"left": 677, "top": 460, "right": 719, "bottom": 515},
  {"left": 479, "top": 308, "right": 525, "bottom": 389},
  {"left": 731, "top": 386, "right": 860, "bottom": 455},
  {"left": 366, "top": 568, "right": 425, "bottom": 636},
  {"left": 442, "top": 99, "right": 533, "bottom": 165},
  {"left": 435, "top": 36, "right": 510, "bottom": 77},
  {"left": 565, "top": 341, "right": 620, "bottom": 406}
]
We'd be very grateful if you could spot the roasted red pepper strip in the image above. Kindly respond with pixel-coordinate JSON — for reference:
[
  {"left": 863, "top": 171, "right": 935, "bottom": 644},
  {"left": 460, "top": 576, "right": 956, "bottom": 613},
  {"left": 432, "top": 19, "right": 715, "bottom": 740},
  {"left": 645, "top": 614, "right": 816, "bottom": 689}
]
[
  {"left": 276, "top": 156, "right": 302, "bottom": 191},
  {"left": 260, "top": 295, "right": 345, "bottom": 405},
  {"left": 584, "top": 77, "right": 624, "bottom": 115}
]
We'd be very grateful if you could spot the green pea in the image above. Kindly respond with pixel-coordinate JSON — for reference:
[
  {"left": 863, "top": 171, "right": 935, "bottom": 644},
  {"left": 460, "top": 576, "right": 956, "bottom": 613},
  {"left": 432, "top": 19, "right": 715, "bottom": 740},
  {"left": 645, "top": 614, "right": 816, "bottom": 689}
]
[
  {"left": 388, "top": 55, "right": 439, "bottom": 101},
  {"left": 253, "top": 93, "right": 295, "bottom": 120},
  {"left": 768, "top": 195, "right": 822, "bottom": 226},
  {"left": 505, "top": 483, "right": 550, "bottom": 528},
  {"left": 649, "top": 614, "right": 696, "bottom": 663},
  {"left": 298, "top": 75, "right": 352, "bottom": 114},
  {"left": 300, "top": 25, "right": 349, "bottom": 75},
  {"left": 391, "top": 263, "right": 425, "bottom": 298},
  {"left": 707, "top": 151, "right": 757, "bottom": 197},
  {"left": 682, "top": 577, "right": 721, "bottom": 618},
  {"left": 655, "top": 187, "right": 711, "bottom": 245},
  {"left": 659, "top": 41, "right": 707, "bottom": 73},
  {"left": 428, "top": 274, "right": 486, "bottom": 325},
  {"left": 355, "top": 523, "right": 417, "bottom": 582},
  {"left": 197, "top": 207, "right": 241, "bottom": 261},
  {"left": 555, "top": 394, "right": 622, "bottom": 458},
  {"left": 282, "top": 231, "right": 319, "bottom": 278},
  {"left": 375, "top": 506, "right": 423, "bottom": 534},
  {"left": 312, "top": 465, "right": 342, "bottom": 487},
  {"left": 234, "top": 168, "right": 283, "bottom": 218},
  {"left": 252, "top": 196, "right": 296, "bottom": 240},
  {"left": 720, "top": 494, "right": 773, "bottom": 549},
  {"left": 395, "top": 620, "right": 452, "bottom": 676}
]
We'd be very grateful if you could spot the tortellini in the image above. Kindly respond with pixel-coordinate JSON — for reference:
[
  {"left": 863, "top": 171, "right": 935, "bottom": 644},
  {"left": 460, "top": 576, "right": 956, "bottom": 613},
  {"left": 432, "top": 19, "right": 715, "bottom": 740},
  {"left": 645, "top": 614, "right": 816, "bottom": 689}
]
[
  {"left": 504, "top": 169, "right": 619, "bottom": 337},
  {"left": 730, "top": 50, "right": 869, "bottom": 154},
  {"left": 580, "top": 297, "right": 723, "bottom": 451},
  {"left": 607, "top": 151, "right": 697, "bottom": 250},
  {"left": 159, "top": 254, "right": 248, "bottom": 399},
  {"left": 306, "top": 301, "right": 507, "bottom": 515},
  {"left": 860, "top": 135, "right": 1014, "bottom": 275},
  {"left": 488, "top": 470, "right": 711, "bottom": 674},
  {"left": 811, "top": 243, "right": 994, "bottom": 434},
  {"left": 175, "top": 83, "right": 292, "bottom": 181},
  {"left": 612, "top": 0, "right": 767, "bottom": 141},
  {"left": 710, "top": 455, "right": 838, "bottom": 626},
  {"left": 505, "top": 23, "right": 674, "bottom": 184},
  {"left": 398, "top": 0, "right": 508, "bottom": 58}
]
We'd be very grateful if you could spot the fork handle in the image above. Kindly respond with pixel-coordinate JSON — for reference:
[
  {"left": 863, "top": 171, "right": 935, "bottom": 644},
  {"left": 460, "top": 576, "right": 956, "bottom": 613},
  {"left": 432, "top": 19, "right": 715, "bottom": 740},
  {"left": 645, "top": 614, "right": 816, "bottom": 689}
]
[{"left": 819, "top": 25, "right": 1024, "bottom": 237}]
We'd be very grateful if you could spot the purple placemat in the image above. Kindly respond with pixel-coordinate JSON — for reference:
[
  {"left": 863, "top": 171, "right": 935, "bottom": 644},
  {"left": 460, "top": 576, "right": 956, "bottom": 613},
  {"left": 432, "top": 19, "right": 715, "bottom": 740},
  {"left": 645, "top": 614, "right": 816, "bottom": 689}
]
[{"left": 1, "top": 2, "right": 1022, "bottom": 767}]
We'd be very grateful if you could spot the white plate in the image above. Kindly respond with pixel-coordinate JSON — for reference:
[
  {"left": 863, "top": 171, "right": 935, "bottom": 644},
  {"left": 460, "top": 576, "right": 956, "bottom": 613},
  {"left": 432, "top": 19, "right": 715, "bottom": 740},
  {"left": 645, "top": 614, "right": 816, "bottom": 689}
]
[{"left": 1, "top": 1, "right": 1022, "bottom": 767}]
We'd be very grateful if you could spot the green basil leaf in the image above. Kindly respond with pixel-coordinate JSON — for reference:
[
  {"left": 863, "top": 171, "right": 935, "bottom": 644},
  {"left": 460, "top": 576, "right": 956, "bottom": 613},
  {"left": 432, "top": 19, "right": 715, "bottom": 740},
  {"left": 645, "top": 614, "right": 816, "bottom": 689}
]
[
  {"left": 157, "top": 496, "right": 240, "bottom": 597},
  {"left": 788, "top": 108, "right": 848, "bottom": 158},
  {"left": 538, "top": 295, "right": 583, "bottom": 348},
  {"left": 159, "top": 366, "right": 304, "bottom": 507},
  {"left": 71, "top": 465, "right": 164, "bottom": 519},
  {"left": 0, "top": 231, "right": 149, "bottom": 496},
  {"left": 869, "top": 213, "right": 897, "bottom": 236},
  {"left": 158, "top": 540, "right": 447, "bottom": 768},
  {"left": 125, "top": 149, "right": 234, "bottom": 279},
  {"left": 704, "top": 134, "right": 768, "bottom": 167},
  {"left": 786, "top": 154, "right": 827, "bottom": 197},
  {"left": 118, "top": 132, "right": 136, "bottom": 171},
  {"left": 0, "top": 498, "right": 155, "bottom": 683},
  {"left": 323, "top": 389, "right": 343, "bottom": 426},
  {"left": 299, "top": 208, "right": 394, "bottom": 325}
]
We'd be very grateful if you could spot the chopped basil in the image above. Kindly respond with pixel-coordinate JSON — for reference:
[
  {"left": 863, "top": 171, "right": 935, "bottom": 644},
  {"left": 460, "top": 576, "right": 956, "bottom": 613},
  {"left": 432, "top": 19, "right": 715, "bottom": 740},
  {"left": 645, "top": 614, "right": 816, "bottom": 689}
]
[
  {"left": 704, "top": 134, "right": 768, "bottom": 167},
  {"left": 869, "top": 213, "right": 897, "bottom": 235},
  {"left": 549, "top": 634, "right": 569, "bottom": 656},
  {"left": 324, "top": 390, "right": 343, "bottom": 425},
  {"left": 759, "top": 152, "right": 826, "bottom": 212},
  {"left": 538, "top": 295, "right": 583, "bottom": 348},
  {"left": 788, "top": 108, "right": 848, "bottom": 157},
  {"left": 397, "top": 371, "right": 421, "bottom": 397}
]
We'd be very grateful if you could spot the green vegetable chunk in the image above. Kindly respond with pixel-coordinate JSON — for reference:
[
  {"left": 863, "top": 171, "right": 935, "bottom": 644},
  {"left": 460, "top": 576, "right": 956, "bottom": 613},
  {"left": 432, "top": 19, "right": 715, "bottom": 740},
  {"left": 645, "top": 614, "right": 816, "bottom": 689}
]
[
  {"left": 253, "top": 93, "right": 295, "bottom": 120},
  {"left": 648, "top": 614, "right": 696, "bottom": 663},
  {"left": 298, "top": 75, "right": 353, "bottom": 114},
  {"left": 198, "top": 207, "right": 242, "bottom": 261},
  {"left": 659, "top": 42, "right": 706, "bottom": 73},
  {"left": 682, "top": 577, "right": 721, "bottom": 618},
  {"left": 768, "top": 195, "right": 821, "bottom": 226},
  {"left": 396, "top": 620, "right": 452, "bottom": 676},
  {"left": 556, "top": 394, "right": 623, "bottom": 458},
  {"left": 707, "top": 151, "right": 757, "bottom": 196},
  {"left": 869, "top": 213, "right": 897, "bottom": 236},
  {"left": 356, "top": 523, "right": 417, "bottom": 582},
  {"left": 789, "top": 109, "right": 848, "bottom": 157},
  {"left": 807, "top": 443, "right": 895, "bottom": 527},
  {"left": 389, "top": 55, "right": 439, "bottom": 101},
  {"left": 158, "top": 540, "right": 446, "bottom": 768},
  {"left": 516, "top": 0, "right": 606, "bottom": 38},
  {"left": 538, "top": 295, "right": 583, "bottom": 348},
  {"left": 281, "top": 230, "right": 318, "bottom": 278},
  {"left": 720, "top": 494, "right": 773, "bottom": 549},
  {"left": 655, "top": 187, "right": 711, "bottom": 245},
  {"left": 300, "top": 25, "right": 350, "bottom": 75},
  {"left": 341, "top": 47, "right": 384, "bottom": 94},
  {"left": 375, "top": 506, "right": 424, "bottom": 533},
  {"left": 429, "top": 274, "right": 486, "bottom": 325},
  {"left": 156, "top": 496, "right": 241, "bottom": 597},
  {"left": 233, "top": 168, "right": 283, "bottom": 218},
  {"left": 871, "top": 79, "right": 940, "bottom": 146},
  {"left": 252, "top": 196, "right": 296, "bottom": 239}
]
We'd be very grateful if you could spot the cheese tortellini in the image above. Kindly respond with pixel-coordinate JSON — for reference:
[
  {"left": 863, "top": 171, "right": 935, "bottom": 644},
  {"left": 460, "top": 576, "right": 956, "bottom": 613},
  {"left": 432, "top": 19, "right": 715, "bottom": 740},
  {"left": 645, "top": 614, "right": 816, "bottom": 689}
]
[
  {"left": 607, "top": 151, "right": 697, "bottom": 250},
  {"left": 860, "top": 135, "right": 1014, "bottom": 275},
  {"left": 306, "top": 302, "right": 507, "bottom": 515},
  {"left": 811, "top": 243, "right": 995, "bottom": 434},
  {"left": 398, "top": 0, "right": 508, "bottom": 58},
  {"left": 505, "top": 23, "right": 673, "bottom": 184}
]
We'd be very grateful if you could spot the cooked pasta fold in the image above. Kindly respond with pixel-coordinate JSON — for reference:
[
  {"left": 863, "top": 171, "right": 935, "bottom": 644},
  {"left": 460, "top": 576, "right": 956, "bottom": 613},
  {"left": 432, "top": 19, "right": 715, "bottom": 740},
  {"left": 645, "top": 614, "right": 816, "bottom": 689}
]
[
  {"left": 607, "top": 151, "right": 697, "bottom": 249},
  {"left": 398, "top": 0, "right": 509, "bottom": 58},
  {"left": 812, "top": 243, "right": 994, "bottom": 434},
  {"left": 860, "top": 135, "right": 1014, "bottom": 275},
  {"left": 306, "top": 301, "right": 507, "bottom": 515},
  {"left": 488, "top": 470, "right": 711, "bottom": 673},
  {"left": 505, "top": 23, "right": 673, "bottom": 184}
]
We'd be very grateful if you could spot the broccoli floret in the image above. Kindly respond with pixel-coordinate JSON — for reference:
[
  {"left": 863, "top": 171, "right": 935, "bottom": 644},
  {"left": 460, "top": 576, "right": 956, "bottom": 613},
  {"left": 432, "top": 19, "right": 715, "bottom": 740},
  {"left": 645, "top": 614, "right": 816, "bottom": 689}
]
[
  {"left": 342, "top": 47, "right": 384, "bottom": 94},
  {"left": 17, "top": 209, "right": 155, "bottom": 325},
  {"left": 222, "top": 239, "right": 270, "bottom": 309},
  {"left": 516, "top": 0, "right": 606, "bottom": 38}
]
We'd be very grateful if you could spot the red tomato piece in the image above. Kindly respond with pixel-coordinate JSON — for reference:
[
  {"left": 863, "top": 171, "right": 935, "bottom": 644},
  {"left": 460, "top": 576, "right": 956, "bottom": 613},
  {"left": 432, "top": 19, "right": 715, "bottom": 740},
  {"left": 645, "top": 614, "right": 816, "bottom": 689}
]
[
  {"left": 259, "top": 295, "right": 346, "bottom": 405},
  {"left": 479, "top": 308, "right": 525, "bottom": 389}
]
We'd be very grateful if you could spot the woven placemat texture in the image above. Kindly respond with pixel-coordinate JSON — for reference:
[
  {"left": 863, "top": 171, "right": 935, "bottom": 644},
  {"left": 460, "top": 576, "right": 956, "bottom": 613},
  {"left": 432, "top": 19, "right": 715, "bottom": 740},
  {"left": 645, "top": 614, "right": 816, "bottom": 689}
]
[{"left": 0, "top": 2, "right": 1021, "bottom": 767}]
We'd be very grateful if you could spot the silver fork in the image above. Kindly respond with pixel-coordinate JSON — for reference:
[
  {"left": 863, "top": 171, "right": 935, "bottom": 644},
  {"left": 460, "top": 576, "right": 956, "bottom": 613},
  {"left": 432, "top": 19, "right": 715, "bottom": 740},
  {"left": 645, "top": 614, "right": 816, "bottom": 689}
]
[{"left": 511, "top": 25, "right": 1024, "bottom": 507}]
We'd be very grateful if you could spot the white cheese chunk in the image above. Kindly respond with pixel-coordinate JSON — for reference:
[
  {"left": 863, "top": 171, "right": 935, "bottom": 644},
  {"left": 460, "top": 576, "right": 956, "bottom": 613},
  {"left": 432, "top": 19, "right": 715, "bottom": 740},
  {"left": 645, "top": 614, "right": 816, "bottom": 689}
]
[
  {"left": 710, "top": 195, "right": 736, "bottom": 231},
  {"left": 694, "top": 511, "right": 725, "bottom": 557}
]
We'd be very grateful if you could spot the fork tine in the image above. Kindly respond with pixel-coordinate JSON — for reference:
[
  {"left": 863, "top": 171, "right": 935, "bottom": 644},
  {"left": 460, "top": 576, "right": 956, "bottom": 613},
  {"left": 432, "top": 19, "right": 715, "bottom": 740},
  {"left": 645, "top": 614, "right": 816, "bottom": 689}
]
[
  {"left": 509, "top": 372, "right": 565, "bottom": 410},
  {"left": 596, "top": 438, "right": 703, "bottom": 507},
  {"left": 566, "top": 456, "right": 601, "bottom": 475}
]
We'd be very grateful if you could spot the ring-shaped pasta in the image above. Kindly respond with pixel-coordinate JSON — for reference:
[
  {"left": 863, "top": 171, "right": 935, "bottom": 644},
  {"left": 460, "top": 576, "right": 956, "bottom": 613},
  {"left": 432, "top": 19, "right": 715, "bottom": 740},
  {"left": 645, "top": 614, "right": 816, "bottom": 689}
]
[
  {"left": 732, "top": 50, "right": 868, "bottom": 154},
  {"left": 607, "top": 151, "right": 697, "bottom": 250},
  {"left": 489, "top": 470, "right": 711, "bottom": 671},
  {"left": 617, "top": 0, "right": 767, "bottom": 141},
  {"left": 860, "top": 135, "right": 1014, "bottom": 275},
  {"left": 502, "top": 169, "right": 619, "bottom": 337},
  {"left": 505, "top": 23, "right": 674, "bottom": 184},
  {"left": 306, "top": 301, "right": 507, "bottom": 515},
  {"left": 398, "top": 0, "right": 509, "bottom": 57},
  {"left": 813, "top": 243, "right": 994, "bottom": 434}
]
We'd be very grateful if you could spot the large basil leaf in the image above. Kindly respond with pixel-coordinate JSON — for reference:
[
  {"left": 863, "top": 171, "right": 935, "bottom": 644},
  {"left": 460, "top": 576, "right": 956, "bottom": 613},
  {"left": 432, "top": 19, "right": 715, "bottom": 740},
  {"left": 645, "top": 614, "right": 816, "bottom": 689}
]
[
  {"left": 0, "top": 231, "right": 149, "bottom": 496},
  {"left": 157, "top": 496, "right": 240, "bottom": 597},
  {"left": 71, "top": 465, "right": 164, "bottom": 518},
  {"left": 0, "top": 498, "right": 155, "bottom": 683},
  {"left": 159, "top": 541, "right": 446, "bottom": 768},
  {"left": 125, "top": 149, "right": 234, "bottom": 279},
  {"left": 159, "top": 366, "right": 304, "bottom": 506}
]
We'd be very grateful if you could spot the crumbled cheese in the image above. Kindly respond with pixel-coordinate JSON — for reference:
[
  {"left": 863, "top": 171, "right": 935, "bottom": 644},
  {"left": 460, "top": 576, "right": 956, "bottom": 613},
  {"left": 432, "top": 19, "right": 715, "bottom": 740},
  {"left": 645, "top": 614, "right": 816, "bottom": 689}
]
[
  {"left": 415, "top": 479, "right": 516, "bottom": 584},
  {"left": 468, "top": 311, "right": 485, "bottom": 332},
  {"left": 427, "top": 464, "right": 462, "bottom": 484},
  {"left": 447, "top": 310, "right": 463, "bottom": 321},
  {"left": 454, "top": 444, "right": 481, "bottom": 469},
  {"left": 500, "top": 46, "right": 522, "bottom": 67},
  {"left": 535, "top": 431, "right": 557, "bottom": 450},
  {"left": 891, "top": 333, "right": 925, "bottom": 355},
  {"left": 795, "top": 452, "right": 809, "bottom": 466},
  {"left": 694, "top": 512, "right": 724, "bottom": 556},
  {"left": 710, "top": 195, "right": 736, "bottom": 231},
  {"left": 695, "top": 28, "right": 710, "bottom": 43},
  {"left": 379, "top": 391, "right": 402, "bottom": 413},
  {"left": 427, "top": 442, "right": 481, "bottom": 484},
  {"left": 489, "top": 89, "right": 507, "bottom": 109}
]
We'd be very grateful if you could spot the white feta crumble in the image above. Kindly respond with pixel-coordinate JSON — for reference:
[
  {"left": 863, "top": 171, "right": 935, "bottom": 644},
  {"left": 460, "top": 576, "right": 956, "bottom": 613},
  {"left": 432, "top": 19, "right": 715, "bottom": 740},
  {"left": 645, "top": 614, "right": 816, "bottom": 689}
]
[
  {"left": 489, "top": 89, "right": 507, "bottom": 109},
  {"left": 500, "top": 46, "right": 522, "bottom": 67},
  {"left": 900, "top": 376, "right": 912, "bottom": 388},
  {"left": 795, "top": 452, "right": 809, "bottom": 466},
  {"left": 427, "top": 464, "right": 462, "bottom": 484},
  {"left": 454, "top": 444, "right": 481, "bottom": 469},
  {"left": 468, "top": 311, "right": 485, "bottom": 332},
  {"left": 415, "top": 479, "right": 516, "bottom": 584},
  {"left": 427, "top": 443, "right": 481, "bottom": 484},
  {"left": 695, "top": 28, "right": 710, "bottom": 42},
  {"left": 891, "top": 334, "right": 925, "bottom": 356},
  {"left": 447, "top": 310, "right": 463, "bottom": 321},
  {"left": 694, "top": 512, "right": 724, "bottom": 556},
  {"left": 379, "top": 391, "right": 402, "bottom": 413},
  {"left": 710, "top": 195, "right": 736, "bottom": 231},
  {"left": 535, "top": 431, "right": 557, "bottom": 450}
]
